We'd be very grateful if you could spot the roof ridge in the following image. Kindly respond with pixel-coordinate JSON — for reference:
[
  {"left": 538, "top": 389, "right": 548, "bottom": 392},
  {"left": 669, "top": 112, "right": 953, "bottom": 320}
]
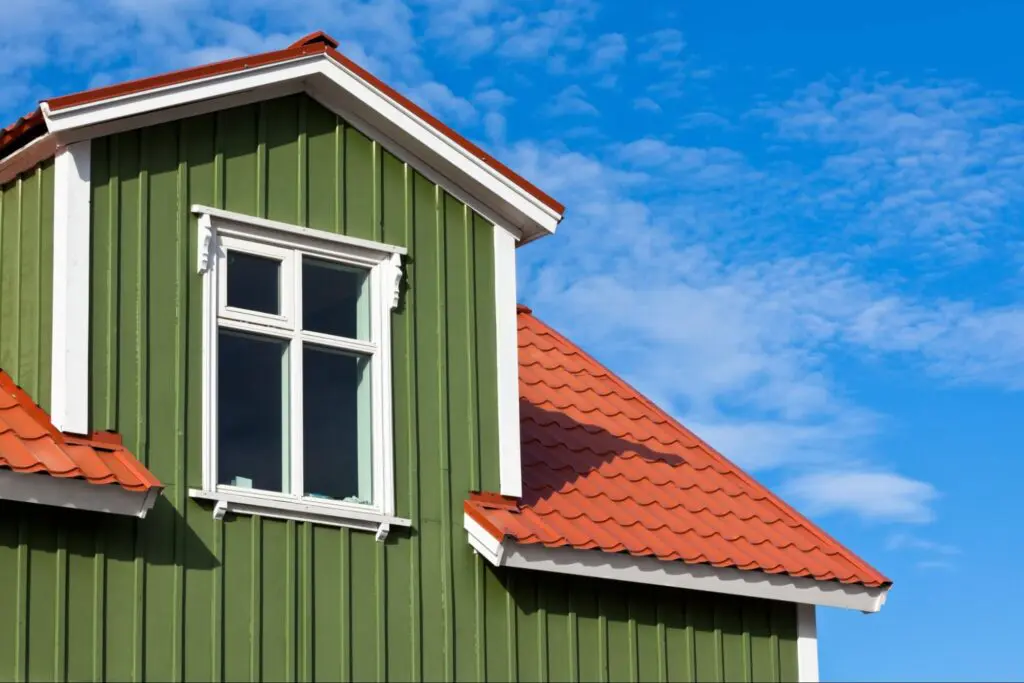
[{"left": 517, "top": 308, "right": 890, "bottom": 585}]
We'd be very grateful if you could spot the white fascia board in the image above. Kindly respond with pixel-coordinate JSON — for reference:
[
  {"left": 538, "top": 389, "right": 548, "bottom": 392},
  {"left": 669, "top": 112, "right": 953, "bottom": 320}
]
[
  {"left": 467, "top": 521, "right": 889, "bottom": 612},
  {"left": 38, "top": 53, "right": 562, "bottom": 240},
  {"left": 0, "top": 469, "right": 159, "bottom": 518},
  {"left": 0, "top": 133, "right": 57, "bottom": 186},
  {"left": 464, "top": 512, "right": 506, "bottom": 565},
  {"left": 40, "top": 57, "right": 323, "bottom": 134},
  {"left": 50, "top": 140, "right": 91, "bottom": 435},
  {"left": 493, "top": 225, "right": 522, "bottom": 498},
  {"left": 797, "top": 603, "right": 820, "bottom": 682}
]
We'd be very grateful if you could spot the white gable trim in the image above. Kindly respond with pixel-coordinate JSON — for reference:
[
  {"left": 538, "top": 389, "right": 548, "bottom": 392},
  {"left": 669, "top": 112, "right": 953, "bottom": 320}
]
[
  {"left": 40, "top": 53, "right": 562, "bottom": 242},
  {"left": 0, "top": 469, "right": 159, "bottom": 518},
  {"left": 797, "top": 603, "right": 820, "bottom": 682},
  {"left": 464, "top": 518, "right": 889, "bottom": 612},
  {"left": 493, "top": 225, "right": 522, "bottom": 498},
  {"left": 50, "top": 140, "right": 91, "bottom": 435}
]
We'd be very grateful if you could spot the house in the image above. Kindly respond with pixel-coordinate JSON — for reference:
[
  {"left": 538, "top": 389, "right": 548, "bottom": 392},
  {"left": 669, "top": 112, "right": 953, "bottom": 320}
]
[{"left": 0, "top": 30, "right": 890, "bottom": 683}]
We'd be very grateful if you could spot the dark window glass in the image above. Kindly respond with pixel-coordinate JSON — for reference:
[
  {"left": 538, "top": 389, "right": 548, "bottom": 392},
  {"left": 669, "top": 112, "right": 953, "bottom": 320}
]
[
  {"left": 218, "top": 331, "right": 288, "bottom": 492},
  {"left": 227, "top": 251, "right": 280, "bottom": 314},
  {"left": 303, "top": 346, "right": 372, "bottom": 503},
  {"left": 302, "top": 257, "right": 368, "bottom": 339}
]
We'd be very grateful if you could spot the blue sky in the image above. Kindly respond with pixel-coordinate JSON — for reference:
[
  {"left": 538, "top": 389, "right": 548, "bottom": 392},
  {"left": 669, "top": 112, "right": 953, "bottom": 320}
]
[{"left": 3, "top": 1, "right": 1021, "bottom": 679}]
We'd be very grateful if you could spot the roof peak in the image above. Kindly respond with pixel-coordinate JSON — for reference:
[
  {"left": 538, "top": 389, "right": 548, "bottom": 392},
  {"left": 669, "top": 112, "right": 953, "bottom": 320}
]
[{"left": 288, "top": 30, "right": 340, "bottom": 50}]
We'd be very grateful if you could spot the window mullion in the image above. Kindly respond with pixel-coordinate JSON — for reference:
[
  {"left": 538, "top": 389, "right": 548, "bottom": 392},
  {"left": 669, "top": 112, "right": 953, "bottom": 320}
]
[{"left": 290, "top": 249, "right": 304, "bottom": 498}]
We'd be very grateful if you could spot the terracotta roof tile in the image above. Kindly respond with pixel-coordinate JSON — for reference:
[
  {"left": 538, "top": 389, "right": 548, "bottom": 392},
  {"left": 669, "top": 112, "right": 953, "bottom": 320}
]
[
  {"left": 0, "top": 370, "right": 161, "bottom": 493},
  {"left": 467, "top": 308, "right": 890, "bottom": 589}
]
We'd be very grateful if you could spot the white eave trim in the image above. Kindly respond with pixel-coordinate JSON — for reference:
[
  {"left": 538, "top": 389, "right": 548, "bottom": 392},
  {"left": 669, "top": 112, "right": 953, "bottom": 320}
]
[
  {"left": 40, "top": 52, "right": 563, "bottom": 240},
  {"left": 0, "top": 469, "right": 160, "bottom": 518},
  {"left": 464, "top": 518, "right": 889, "bottom": 613}
]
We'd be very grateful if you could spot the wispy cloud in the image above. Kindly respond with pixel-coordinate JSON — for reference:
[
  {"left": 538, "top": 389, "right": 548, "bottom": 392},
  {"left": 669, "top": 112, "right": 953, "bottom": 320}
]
[
  {"left": 782, "top": 471, "right": 939, "bottom": 524},
  {"left": 754, "top": 77, "right": 1024, "bottom": 258},
  {"left": 546, "top": 85, "right": 599, "bottom": 117},
  {"left": 886, "top": 532, "right": 959, "bottom": 555},
  {"left": 637, "top": 28, "right": 685, "bottom": 63},
  {"left": 633, "top": 97, "right": 661, "bottom": 113}
]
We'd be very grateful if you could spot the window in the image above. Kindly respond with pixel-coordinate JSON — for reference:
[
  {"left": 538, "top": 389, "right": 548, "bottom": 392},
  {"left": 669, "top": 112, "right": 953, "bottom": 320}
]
[{"left": 190, "top": 206, "right": 410, "bottom": 539}]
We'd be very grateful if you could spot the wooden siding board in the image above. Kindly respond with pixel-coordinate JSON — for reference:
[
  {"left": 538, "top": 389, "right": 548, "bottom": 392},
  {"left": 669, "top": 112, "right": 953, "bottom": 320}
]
[
  {"left": 0, "top": 160, "right": 53, "bottom": 402},
  {"left": 0, "top": 94, "right": 802, "bottom": 682}
]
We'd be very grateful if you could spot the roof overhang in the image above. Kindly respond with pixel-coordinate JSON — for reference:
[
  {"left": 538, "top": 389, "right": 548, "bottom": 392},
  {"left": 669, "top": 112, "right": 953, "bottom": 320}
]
[
  {"left": 465, "top": 512, "right": 889, "bottom": 613},
  {"left": 0, "top": 468, "right": 161, "bottom": 518},
  {"left": 37, "top": 50, "right": 563, "bottom": 244}
]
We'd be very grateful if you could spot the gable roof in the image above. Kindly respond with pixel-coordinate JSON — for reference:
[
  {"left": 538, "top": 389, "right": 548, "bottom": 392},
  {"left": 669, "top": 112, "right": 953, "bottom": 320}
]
[
  {"left": 465, "top": 306, "right": 890, "bottom": 611},
  {"left": 0, "top": 370, "right": 162, "bottom": 517},
  {"left": 0, "top": 32, "right": 563, "bottom": 239}
]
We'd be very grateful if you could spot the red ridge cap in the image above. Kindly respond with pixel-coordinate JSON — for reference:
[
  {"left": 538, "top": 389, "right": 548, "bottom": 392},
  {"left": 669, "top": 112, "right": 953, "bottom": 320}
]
[
  {"left": 516, "top": 303, "right": 533, "bottom": 315},
  {"left": 289, "top": 30, "right": 340, "bottom": 50}
]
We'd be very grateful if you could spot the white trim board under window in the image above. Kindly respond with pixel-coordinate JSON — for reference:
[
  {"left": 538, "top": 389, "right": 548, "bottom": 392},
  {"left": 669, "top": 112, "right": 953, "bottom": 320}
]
[{"left": 190, "top": 205, "right": 411, "bottom": 540}]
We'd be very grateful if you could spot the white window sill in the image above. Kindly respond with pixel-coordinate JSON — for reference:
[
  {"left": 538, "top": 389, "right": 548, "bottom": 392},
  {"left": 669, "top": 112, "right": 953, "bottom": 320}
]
[{"left": 189, "top": 488, "right": 411, "bottom": 541}]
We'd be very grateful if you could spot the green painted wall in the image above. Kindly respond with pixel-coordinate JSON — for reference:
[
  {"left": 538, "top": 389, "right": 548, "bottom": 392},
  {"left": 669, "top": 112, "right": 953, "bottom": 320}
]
[
  {"left": 0, "top": 161, "right": 54, "bottom": 410},
  {"left": 0, "top": 94, "right": 799, "bottom": 682}
]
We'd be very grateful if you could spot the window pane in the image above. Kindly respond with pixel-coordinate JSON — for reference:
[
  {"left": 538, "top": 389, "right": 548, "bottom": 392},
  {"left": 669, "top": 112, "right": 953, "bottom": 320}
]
[
  {"left": 227, "top": 251, "right": 280, "bottom": 314},
  {"left": 303, "top": 346, "right": 372, "bottom": 504},
  {"left": 218, "top": 331, "right": 289, "bottom": 492},
  {"left": 302, "top": 257, "right": 369, "bottom": 339}
]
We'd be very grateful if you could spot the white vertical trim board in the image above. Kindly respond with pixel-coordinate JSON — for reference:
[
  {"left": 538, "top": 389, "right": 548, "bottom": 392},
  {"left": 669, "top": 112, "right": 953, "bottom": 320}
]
[
  {"left": 797, "top": 603, "right": 820, "bottom": 682},
  {"left": 50, "top": 140, "right": 91, "bottom": 435},
  {"left": 493, "top": 224, "right": 522, "bottom": 498}
]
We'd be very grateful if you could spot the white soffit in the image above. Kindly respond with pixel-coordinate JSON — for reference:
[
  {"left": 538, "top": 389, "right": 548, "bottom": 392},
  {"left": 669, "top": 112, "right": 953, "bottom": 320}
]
[
  {"left": 0, "top": 469, "right": 160, "bottom": 518},
  {"left": 464, "top": 517, "right": 889, "bottom": 613},
  {"left": 39, "top": 53, "right": 563, "bottom": 242}
]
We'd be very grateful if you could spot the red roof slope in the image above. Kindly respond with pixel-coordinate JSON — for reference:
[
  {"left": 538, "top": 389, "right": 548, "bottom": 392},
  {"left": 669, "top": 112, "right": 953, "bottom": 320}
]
[
  {"left": 0, "top": 371, "right": 161, "bottom": 492},
  {"left": 466, "top": 306, "right": 890, "bottom": 589},
  {"left": 0, "top": 32, "right": 563, "bottom": 216}
]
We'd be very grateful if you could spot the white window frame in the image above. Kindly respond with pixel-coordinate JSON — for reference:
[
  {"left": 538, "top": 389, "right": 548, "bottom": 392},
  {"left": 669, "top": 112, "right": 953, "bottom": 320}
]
[{"left": 188, "top": 205, "right": 411, "bottom": 540}]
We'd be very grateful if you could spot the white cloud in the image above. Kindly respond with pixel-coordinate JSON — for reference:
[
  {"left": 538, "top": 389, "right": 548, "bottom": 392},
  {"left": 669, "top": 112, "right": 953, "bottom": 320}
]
[
  {"left": 637, "top": 28, "right": 684, "bottom": 63},
  {"left": 403, "top": 80, "right": 477, "bottom": 124},
  {"left": 886, "top": 532, "right": 959, "bottom": 555},
  {"left": 782, "top": 471, "right": 939, "bottom": 524},
  {"left": 474, "top": 86, "right": 515, "bottom": 110},
  {"left": 587, "top": 33, "right": 627, "bottom": 72},
  {"left": 546, "top": 85, "right": 599, "bottom": 117},
  {"left": 633, "top": 97, "right": 661, "bottom": 113},
  {"left": 754, "top": 77, "right": 1024, "bottom": 258}
]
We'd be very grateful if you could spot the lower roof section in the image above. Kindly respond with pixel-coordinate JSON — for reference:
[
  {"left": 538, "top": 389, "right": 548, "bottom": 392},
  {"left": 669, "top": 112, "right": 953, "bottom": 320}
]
[
  {"left": 465, "top": 510, "right": 888, "bottom": 613},
  {"left": 0, "top": 370, "right": 162, "bottom": 517}
]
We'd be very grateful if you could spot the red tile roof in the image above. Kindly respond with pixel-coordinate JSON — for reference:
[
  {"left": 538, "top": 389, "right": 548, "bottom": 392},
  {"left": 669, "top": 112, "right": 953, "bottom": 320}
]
[
  {"left": 0, "top": 32, "right": 564, "bottom": 216},
  {"left": 465, "top": 306, "right": 890, "bottom": 589},
  {"left": 0, "top": 371, "right": 161, "bottom": 493}
]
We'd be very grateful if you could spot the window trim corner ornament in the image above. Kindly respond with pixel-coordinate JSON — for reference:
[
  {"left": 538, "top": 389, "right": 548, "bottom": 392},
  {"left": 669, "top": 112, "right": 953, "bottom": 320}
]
[
  {"left": 387, "top": 252, "right": 403, "bottom": 311},
  {"left": 190, "top": 205, "right": 411, "bottom": 539},
  {"left": 197, "top": 212, "right": 215, "bottom": 274}
]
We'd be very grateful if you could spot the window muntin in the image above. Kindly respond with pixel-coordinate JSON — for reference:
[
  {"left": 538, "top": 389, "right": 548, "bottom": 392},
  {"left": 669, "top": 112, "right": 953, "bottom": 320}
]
[{"left": 213, "top": 235, "right": 382, "bottom": 511}]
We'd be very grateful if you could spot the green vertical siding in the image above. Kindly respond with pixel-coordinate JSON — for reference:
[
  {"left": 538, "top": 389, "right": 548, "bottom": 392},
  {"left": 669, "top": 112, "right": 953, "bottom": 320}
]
[
  {"left": 0, "top": 94, "right": 799, "bottom": 682},
  {"left": 0, "top": 161, "right": 54, "bottom": 410}
]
